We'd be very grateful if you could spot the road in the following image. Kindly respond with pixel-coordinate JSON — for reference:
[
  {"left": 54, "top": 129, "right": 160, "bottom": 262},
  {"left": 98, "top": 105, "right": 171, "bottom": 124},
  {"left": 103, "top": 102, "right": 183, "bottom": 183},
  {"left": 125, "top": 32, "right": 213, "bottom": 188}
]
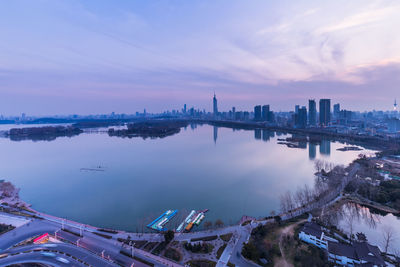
[
  {"left": 0, "top": 251, "right": 82, "bottom": 267},
  {"left": 0, "top": 211, "right": 164, "bottom": 266}
]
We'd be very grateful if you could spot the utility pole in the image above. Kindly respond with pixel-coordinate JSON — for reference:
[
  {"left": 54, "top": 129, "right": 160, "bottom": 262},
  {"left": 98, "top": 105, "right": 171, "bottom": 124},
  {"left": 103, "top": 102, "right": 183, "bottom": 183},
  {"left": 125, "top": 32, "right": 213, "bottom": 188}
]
[{"left": 54, "top": 230, "right": 59, "bottom": 240}]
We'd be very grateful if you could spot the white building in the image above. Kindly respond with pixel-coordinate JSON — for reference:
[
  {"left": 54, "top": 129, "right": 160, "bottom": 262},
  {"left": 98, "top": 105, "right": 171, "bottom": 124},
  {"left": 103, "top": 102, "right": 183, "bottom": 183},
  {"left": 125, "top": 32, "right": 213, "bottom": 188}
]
[
  {"left": 328, "top": 241, "right": 386, "bottom": 266},
  {"left": 298, "top": 222, "right": 328, "bottom": 249}
]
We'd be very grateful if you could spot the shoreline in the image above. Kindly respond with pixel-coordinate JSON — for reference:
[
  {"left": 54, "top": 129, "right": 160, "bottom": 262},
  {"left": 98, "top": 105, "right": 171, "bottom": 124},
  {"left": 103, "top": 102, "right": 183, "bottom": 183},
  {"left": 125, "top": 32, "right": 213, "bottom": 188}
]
[{"left": 0, "top": 118, "right": 397, "bottom": 152}]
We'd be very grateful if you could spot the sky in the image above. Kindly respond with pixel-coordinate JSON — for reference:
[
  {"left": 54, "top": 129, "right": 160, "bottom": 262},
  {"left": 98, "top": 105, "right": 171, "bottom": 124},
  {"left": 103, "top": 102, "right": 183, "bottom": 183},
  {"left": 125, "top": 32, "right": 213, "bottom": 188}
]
[{"left": 1, "top": 0, "right": 400, "bottom": 115}]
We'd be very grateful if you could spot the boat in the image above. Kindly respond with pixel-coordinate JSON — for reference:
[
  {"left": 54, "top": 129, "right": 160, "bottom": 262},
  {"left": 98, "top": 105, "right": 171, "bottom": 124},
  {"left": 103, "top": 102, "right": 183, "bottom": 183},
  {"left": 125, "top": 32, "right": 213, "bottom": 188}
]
[
  {"left": 185, "top": 222, "right": 194, "bottom": 231},
  {"left": 147, "top": 209, "right": 178, "bottom": 231}
]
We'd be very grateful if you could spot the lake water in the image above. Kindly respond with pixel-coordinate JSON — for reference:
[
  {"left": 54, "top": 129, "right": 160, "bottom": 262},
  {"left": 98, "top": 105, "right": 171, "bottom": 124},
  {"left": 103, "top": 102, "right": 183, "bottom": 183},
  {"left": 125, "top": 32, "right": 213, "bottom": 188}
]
[{"left": 0, "top": 124, "right": 374, "bottom": 232}]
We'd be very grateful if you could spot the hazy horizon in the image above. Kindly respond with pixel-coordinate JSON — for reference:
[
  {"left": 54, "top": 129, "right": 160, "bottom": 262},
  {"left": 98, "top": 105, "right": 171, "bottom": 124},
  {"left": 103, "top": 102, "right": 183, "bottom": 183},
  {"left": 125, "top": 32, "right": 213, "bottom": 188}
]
[{"left": 1, "top": 0, "right": 400, "bottom": 115}]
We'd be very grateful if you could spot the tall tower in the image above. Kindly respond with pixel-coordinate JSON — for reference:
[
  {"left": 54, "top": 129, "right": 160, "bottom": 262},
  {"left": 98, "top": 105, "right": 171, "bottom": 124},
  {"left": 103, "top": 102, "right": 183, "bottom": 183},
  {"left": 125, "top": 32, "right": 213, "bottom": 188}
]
[
  {"left": 308, "top": 99, "right": 317, "bottom": 126},
  {"left": 319, "top": 99, "right": 331, "bottom": 126},
  {"left": 213, "top": 93, "right": 218, "bottom": 117},
  {"left": 394, "top": 99, "right": 398, "bottom": 111}
]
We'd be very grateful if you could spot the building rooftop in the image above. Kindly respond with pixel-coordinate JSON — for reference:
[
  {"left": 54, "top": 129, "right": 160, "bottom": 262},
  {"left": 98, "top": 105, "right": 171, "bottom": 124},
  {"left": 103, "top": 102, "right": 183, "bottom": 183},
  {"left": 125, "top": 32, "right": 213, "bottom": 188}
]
[
  {"left": 301, "top": 222, "right": 323, "bottom": 238},
  {"left": 328, "top": 241, "right": 385, "bottom": 266},
  {"left": 328, "top": 241, "right": 358, "bottom": 260},
  {"left": 353, "top": 242, "right": 385, "bottom": 266}
]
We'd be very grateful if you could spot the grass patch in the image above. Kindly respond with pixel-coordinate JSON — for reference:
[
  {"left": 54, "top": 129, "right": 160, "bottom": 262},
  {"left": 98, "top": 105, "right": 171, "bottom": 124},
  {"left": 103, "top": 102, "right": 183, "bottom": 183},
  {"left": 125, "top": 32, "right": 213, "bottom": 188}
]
[
  {"left": 98, "top": 228, "right": 118, "bottom": 234},
  {"left": 164, "top": 247, "right": 182, "bottom": 262},
  {"left": 117, "top": 238, "right": 147, "bottom": 248},
  {"left": 184, "top": 242, "right": 214, "bottom": 254},
  {"left": 94, "top": 232, "right": 112, "bottom": 239},
  {"left": 0, "top": 224, "right": 15, "bottom": 235},
  {"left": 120, "top": 250, "right": 155, "bottom": 267},
  {"left": 143, "top": 242, "right": 158, "bottom": 252},
  {"left": 227, "top": 262, "right": 235, "bottom": 267},
  {"left": 62, "top": 228, "right": 81, "bottom": 237},
  {"left": 152, "top": 242, "right": 168, "bottom": 256},
  {"left": 241, "top": 223, "right": 282, "bottom": 266},
  {"left": 241, "top": 220, "right": 251, "bottom": 226},
  {"left": 220, "top": 233, "right": 233, "bottom": 242},
  {"left": 186, "top": 259, "right": 217, "bottom": 267},
  {"left": 216, "top": 244, "right": 227, "bottom": 259},
  {"left": 191, "top": 235, "right": 218, "bottom": 242}
]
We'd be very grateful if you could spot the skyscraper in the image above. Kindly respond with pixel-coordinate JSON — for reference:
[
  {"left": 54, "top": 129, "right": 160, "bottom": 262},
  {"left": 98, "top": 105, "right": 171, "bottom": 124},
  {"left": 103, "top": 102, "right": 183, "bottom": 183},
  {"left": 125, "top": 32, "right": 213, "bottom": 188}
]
[
  {"left": 262, "top": 105, "right": 270, "bottom": 121},
  {"left": 308, "top": 99, "right": 317, "bottom": 126},
  {"left": 319, "top": 99, "right": 331, "bottom": 126},
  {"left": 254, "top": 105, "right": 262, "bottom": 121},
  {"left": 213, "top": 93, "right": 218, "bottom": 117},
  {"left": 295, "top": 106, "right": 307, "bottom": 128},
  {"left": 333, "top": 103, "right": 340, "bottom": 118}
]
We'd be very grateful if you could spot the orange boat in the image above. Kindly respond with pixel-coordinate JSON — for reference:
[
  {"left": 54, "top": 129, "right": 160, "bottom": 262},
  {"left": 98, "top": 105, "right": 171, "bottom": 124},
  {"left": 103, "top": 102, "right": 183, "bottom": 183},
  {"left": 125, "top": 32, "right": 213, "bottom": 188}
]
[{"left": 185, "top": 222, "right": 194, "bottom": 231}]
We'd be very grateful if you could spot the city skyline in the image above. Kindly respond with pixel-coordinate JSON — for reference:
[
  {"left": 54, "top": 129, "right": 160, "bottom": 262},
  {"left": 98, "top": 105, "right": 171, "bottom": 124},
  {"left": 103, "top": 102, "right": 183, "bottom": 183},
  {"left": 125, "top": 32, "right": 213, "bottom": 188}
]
[{"left": 1, "top": 0, "right": 400, "bottom": 115}]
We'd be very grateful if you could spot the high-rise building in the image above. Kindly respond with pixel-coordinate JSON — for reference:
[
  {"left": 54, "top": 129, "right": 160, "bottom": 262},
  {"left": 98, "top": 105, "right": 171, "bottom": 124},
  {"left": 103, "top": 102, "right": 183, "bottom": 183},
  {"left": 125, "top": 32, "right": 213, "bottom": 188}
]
[
  {"left": 319, "top": 99, "right": 331, "bottom": 126},
  {"left": 262, "top": 105, "right": 270, "bottom": 121},
  {"left": 333, "top": 103, "right": 340, "bottom": 118},
  {"left": 308, "top": 99, "right": 317, "bottom": 126},
  {"left": 254, "top": 105, "right": 262, "bottom": 121},
  {"left": 213, "top": 93, "right": 218, "bottom": 117},
  {"left": 183, "top": 104, "right": 187, "bottom": 114},
  {"left": 232, "top": 107, "right": 236, "bottom": 120},
  {"left": 296, "top": 106, "right": 307, "bottom": 128},
  {"left": 295, "top": 105, "right": 300, "bottom": 114}
]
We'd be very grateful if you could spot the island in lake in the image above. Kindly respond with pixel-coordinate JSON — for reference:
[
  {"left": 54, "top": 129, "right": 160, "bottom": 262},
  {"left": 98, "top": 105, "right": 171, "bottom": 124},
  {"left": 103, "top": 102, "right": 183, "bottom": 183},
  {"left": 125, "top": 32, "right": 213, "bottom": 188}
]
[
  {"left": 108, "top": 120, "right": 189, "bottom": 139},
  {"left": 5, "top": 126, "right": 83, "bottom": 141}
]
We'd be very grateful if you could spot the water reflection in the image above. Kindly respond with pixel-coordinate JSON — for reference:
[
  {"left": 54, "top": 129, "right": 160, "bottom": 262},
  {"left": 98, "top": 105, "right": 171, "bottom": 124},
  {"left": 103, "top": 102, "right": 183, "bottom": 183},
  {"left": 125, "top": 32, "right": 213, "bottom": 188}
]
[
  {"left": 320, "top": 139, "right": 331, "bottom": 155},
  {"left": 0, "top": 124, "right": 375, "bottom": 231},
  {"left": 213, "top": 126, "right": 218, "bottom": 144},
  {"left": 262, "top": 130, "right": 274, "bottom": 142},
  {"left": 323, "top": 202, "right": 400, "bottom": 254},
  {"left": 254, "top": 129, "right": 261, "bottom": 140},
  {"left": 309, "top": 143, "right": 317, "bottom": 160}
]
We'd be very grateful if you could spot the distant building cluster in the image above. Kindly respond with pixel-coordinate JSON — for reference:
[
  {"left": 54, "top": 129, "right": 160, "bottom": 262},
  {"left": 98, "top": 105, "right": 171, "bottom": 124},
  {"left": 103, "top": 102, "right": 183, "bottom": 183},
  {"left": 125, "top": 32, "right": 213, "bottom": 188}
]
[{"left": 1, "top": 94, "right": 399, "bottom": 138}]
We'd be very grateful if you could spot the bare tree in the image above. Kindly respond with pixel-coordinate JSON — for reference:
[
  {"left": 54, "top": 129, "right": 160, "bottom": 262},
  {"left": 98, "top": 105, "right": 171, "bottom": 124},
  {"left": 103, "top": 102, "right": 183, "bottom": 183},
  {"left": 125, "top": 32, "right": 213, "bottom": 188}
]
[
  {"left": 315, "top": 159, "right": 324, "bottom": 173},
  {"left": 344, "top": 214, "right": 355, "bottom": 242},
  {"left": 203, "top": 221, "right": 212, "bottom": 230},
  {"left": 280, "top": 191, "right": 295, "bottom": 215},
  {"left": 215, "top": 219, "right": 224, "bottom": 228},
  {"left": 303, "top": 184, "right": 313, "bottom": 204},
  {"left": 270, "top": 210, "right": 276, "bottom": 217},
  {"left": 382, "top": 225, "right": 396, "bottom": 254},
  {"left": 294, "top": 187, "right": 304, "bottom": 208}
]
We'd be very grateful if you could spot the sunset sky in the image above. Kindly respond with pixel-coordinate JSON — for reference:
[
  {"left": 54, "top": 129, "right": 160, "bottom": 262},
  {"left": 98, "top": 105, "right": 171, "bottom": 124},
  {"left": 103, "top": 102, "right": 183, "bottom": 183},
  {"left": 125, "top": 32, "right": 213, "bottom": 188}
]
[{"left": 1, "top": 0, "right": 400, "bottom": 115}]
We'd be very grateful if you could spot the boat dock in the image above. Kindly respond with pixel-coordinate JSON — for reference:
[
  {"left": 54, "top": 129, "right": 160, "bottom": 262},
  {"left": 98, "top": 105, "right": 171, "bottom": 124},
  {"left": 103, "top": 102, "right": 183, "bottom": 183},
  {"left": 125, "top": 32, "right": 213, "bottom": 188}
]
[
  {"left": 175, "top": 209, "right": 208, "bottom": 233},
  {"left": 147, "top": 210, "right": 178, "bottom": 232}
]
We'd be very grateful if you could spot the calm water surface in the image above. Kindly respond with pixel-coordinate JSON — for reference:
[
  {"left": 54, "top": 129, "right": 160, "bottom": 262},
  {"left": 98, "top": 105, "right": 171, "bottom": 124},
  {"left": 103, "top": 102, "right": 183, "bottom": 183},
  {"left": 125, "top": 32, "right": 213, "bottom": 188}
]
[
  {"left": 338, "top": 203, "right": 400, "bottom": 254},
  {"left": 0, "top": 124, "right": 374, "bottom": 231}
]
